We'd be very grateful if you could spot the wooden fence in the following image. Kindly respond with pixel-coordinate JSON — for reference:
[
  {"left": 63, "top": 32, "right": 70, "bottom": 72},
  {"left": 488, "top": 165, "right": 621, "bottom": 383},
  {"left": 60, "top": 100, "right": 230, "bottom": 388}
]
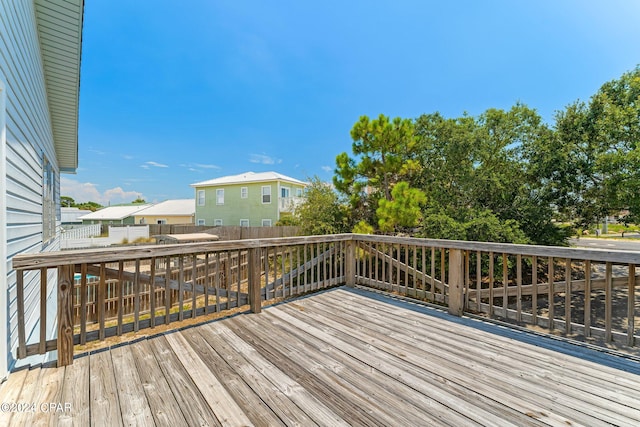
[{"left": 142, "top": 224, "right": 301, "bottom": 240}]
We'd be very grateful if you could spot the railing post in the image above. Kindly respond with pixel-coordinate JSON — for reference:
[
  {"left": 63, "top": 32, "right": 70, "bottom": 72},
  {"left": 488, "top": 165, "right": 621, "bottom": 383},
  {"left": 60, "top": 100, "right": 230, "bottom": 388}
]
[
  {"left": 346, "top": 239, "right": 355, "bottom": 287},
  {"left": 448, "top": 249, "right": 465, "bottom": 316},
  {"left": 57, "top": 265, "right": 74, "bottom": 366},
  {"left": 249, "top": 247, "right": 262, "bottom": 313}
]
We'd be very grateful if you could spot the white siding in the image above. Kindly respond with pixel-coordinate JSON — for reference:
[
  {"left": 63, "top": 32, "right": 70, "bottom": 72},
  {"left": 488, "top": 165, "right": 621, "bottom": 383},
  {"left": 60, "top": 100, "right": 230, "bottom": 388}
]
[{"left": 0, "top": 0, "right": 62, "bottom": 375}]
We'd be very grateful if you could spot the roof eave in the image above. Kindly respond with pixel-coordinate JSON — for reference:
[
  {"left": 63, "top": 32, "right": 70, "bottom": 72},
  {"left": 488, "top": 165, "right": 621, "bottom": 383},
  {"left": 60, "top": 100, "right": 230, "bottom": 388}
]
[{"left": 34, "top": 0, "right": 85, "bottom": 174}]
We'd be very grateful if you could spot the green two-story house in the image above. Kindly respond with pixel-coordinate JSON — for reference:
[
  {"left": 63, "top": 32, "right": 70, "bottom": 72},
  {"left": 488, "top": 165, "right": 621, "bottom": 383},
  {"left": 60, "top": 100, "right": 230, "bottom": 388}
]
[{"left": 191, "top": 171, "right": 307, "bottom": 226}]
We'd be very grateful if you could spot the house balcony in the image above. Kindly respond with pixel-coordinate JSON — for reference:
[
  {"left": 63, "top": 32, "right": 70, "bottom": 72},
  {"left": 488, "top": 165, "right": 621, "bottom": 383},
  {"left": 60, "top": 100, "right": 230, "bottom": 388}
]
[
  {"left": 3, "top": 234, "right": 640, "bottom": 425},
  {"left": 278, "top": 196, "right": 304, "bottom": 212}
]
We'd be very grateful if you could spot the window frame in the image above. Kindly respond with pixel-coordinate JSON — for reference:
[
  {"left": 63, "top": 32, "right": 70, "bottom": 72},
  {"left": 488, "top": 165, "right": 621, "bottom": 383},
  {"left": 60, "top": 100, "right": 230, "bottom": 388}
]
[
  {"left": 240, "top": 219, "right": 250, "bottom": 227},
  {"left": 261, "top": 219, "right": 272, "bottom": 227},
  {"left": 240, "top": 187, "right": 248, "bottom": 198},
  {"left": 261, "top": 185, "right": 271, "bottom": 204},
  {"left": 197, "top": 190, "right": 205, "bottom": 206},
  {"left": 216, "top": 188, "right": 224, "bottom": 205}
]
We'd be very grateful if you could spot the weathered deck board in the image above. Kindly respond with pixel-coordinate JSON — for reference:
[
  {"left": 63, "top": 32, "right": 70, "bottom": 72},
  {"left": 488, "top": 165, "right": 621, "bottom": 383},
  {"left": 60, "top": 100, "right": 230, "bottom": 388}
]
[{"left": 2, "top": 286, "right": 640, "bottom": 426}]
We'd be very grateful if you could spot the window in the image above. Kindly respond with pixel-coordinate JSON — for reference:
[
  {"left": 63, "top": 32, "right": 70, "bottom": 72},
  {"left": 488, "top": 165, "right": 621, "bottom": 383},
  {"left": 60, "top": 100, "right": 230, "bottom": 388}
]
[
  {"left": 42, "top": 155, "right": 55, "bottom": 243},
  {"left": 214, "top": 219, "right": 223, "bottom": 226},
  {"left": 157, "top": 219, "right": 167, "bottom": 224},
  {"left": 197, "top": 190, "right": 205, "bottom": 206},
  {"left": 240, "top": 219, "right": 249, "bottom": 227},
  {"left": 240, "top": 187, "right": 248, "bottom": 198},
  {"left": 261, "top": 185, "right": 271, "bottom": 203},
  {"left": 216, "top": 189, "right": 224, "bottom": 204},
  {"left": 197, "top": 219, "right": 205, "bottom": 226},
  {"left": 281, "top": 187, "right": 290, "bottom": 198},
  {"left": 296, "top": 188, "right": 303, "bottom": 197},
  {"left": 262, "top": 219, "right": 272, "bottom": 227}
]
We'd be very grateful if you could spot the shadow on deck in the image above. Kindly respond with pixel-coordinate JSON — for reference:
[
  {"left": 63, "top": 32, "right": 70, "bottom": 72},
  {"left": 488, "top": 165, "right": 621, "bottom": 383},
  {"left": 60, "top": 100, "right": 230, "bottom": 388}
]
[{"left": 2, "top": 286, "right": 640, "bottom": 426}]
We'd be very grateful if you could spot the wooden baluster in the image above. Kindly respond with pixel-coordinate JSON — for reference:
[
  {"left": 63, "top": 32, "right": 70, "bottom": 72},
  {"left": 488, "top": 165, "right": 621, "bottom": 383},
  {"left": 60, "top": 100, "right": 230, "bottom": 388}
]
[
  {"left": 178, "top": 256, "right": 185, "bottom": 321},
  {"left": 57, "top": 264, "right": 74, "bottom": 367},
  {"left": 249, "top": 247, "right": 262, "bottom": 313},
  {"left": 39, "top": 268, "right": 47, "bottom": 354},
  {"left": 448, "top": 249, "right": 464, "bottom": 316},
  {"left": 150, "top": 257, "right": 156, "bottom": 327},
  {"left": 605, "top": 262, "right": 612, "bottom": 342},
  {"left": 164, "top": 255, "right": 171, "bottom": 325},
  {"left": 117, "top": 261, "right": 124, "bottom": 336},
  {"left": 502, "top": 253, "right": 508, "bottom": 318},
  {"left": 565, "top": 258, "right": 572, "bottom": 335},
  {"left": 98, "top": 263, "right": 106, "bottom": 340},
  {"left": 628, "top": 264, "right": 636, "bottom": 346},
  {"left": 476, "top": 251, "right": 481, "bottom": 312},
  {"left": 134, "top": 259, "right": 141, "bottom": 332},
  {"left": 532, "top": 255, "right": 538, "bottom": 325},
  {"left": 584, "top": 260, "right": 591, "bottom": 337},
  {"left": 17, "top": 270, "right": 26, "bottom": 359},
  {"left": 430, "top": 247, "right": 435, "bottom": 302},
  {"left": 516, "top": 254, "right": 522, "bottom": 323},
  {"left": 488, "top": 252, "right": 494, "bottom": 317},
  {"left": 192, "top": 254, "right": 197, "bottom": 318},
  {"left": 548, "top": 257, "right": 555, "bottom": 331},
  {"left": 215, "top": 252, "right": 221, "bottom": 313},
  {"left": 80, "top": 263, "right": 88, "bottom": 344},
  {"left": 204, "top": 253, "right": 210, "bottom": 314}
]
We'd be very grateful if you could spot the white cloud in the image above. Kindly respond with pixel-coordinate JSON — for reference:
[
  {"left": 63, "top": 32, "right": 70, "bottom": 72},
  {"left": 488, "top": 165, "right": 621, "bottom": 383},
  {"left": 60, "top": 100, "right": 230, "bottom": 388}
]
[
  {"left": 143, "top": 161, "right": 169, "bottom": 168},
  {"left": 194, "top": 163, "right": 220, "bottom": 169},
  {"left": 249, "top": 153, "right": 280, "bottom": 165},
  {"left": 61, "top": 177, "right": 143, "bottom": 206},
  {"left": 321, "top": 165, "right": 332, "bottom": 172}
]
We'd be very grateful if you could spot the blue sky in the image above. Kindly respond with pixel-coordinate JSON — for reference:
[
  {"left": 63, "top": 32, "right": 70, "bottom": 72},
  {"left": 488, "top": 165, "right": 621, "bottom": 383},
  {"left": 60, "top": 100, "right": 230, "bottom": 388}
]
[{"left": 63, "top": 0, "right": 640, "bottom": 205}]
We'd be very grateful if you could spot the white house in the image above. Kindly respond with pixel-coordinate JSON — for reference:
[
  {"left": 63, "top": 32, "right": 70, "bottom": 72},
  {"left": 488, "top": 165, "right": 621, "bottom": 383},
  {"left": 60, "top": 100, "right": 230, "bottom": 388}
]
[{"left": 0, "top": 0, "right": 84, "bottom": 378}]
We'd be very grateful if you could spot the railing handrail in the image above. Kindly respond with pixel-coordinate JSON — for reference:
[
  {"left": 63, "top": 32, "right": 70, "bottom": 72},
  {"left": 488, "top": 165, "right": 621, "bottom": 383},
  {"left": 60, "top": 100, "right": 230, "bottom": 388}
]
[
  {"left": 13, "top": 233, "right": 640, "bottom": 271},
  {"left": 13, "top": 234, "right": 355, "bottom": 269},
  {"left": 355, "top": 234, "right": 640, "bottom": 263}
]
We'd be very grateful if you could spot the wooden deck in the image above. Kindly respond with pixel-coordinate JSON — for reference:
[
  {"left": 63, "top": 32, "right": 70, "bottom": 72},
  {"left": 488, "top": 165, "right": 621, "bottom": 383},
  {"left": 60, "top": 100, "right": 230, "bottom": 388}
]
[{"left": 2, "top": 286, "right": 640, "bottom": 426}]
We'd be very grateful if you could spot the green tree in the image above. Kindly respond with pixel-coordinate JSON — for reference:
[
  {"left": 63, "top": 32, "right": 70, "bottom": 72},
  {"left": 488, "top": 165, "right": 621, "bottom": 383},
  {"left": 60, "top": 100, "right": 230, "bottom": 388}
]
[
  {"left": 529, "top": 66, "right": 640, "bottom": 228},
  {"left": 61, "top": 196, "right": 75, "bottom": 207},
  {"left": 294, "top": 177, "right": 348, "bottom": 235},
  {"left": 334, "top": 114, "right": 422, "bottom": 230},
  {"left": 376, "top": 182, "right": 427, "bottom": 232}
]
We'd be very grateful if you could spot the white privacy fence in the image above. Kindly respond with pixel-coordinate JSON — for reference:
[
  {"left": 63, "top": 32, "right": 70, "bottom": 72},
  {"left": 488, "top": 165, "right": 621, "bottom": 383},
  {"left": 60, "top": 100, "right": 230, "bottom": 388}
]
[
  {"left": 60, "top": 225, "right": 149, "bottom": 249},
  {"left": 60, "top": 224, "right": 102, "bottom": 240}
]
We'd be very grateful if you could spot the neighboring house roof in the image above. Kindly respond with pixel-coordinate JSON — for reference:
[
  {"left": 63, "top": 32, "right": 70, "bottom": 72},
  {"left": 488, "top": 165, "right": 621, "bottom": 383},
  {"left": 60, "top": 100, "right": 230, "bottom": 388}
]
[
  {"left": 34, "top": 0, "right": 84, "bottom": 173},
  {"left": 136, "top": 199, "right": 195, "bottom": 217},
  {"left": 78, "top": 205, "right": 152, "bottom": 221},
  {"left": 191, "top": 171, "right": 307, "bottom": 187}
]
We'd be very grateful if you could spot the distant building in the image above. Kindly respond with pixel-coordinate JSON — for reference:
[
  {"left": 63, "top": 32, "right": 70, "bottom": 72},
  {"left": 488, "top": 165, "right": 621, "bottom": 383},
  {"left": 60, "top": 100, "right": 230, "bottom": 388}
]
[
  {"left": 134, "top": 199, "right": 195, "bottom": 225},
  {"left": 79, "top": 205, "right": 152, "bottom": 226},
  {"left": 191, "top": 171, "right": 307, "bottom": 226},
  {"left": 61, "top": 207, "right": 92, "bottom": 225}
]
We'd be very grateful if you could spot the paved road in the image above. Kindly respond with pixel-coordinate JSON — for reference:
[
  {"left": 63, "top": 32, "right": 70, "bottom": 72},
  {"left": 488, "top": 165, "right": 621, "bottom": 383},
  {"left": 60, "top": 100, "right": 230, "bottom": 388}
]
[{"left": 570, "top": 237, "right": 640, "bottom": 252}]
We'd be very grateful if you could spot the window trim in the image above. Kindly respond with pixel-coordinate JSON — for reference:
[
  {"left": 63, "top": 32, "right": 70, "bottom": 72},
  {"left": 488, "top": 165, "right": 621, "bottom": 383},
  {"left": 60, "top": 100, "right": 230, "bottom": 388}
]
[
  {"left": 240, "top": 219, "right": 250, "bottom": 227},
  {"left": 197, "top": 219, "right": 205, "bottom": 226},
  {"left": 216, "top": 188, "right": 224, "bottom": 205},
  {"left": 261, "top": 219, "right": 272, "bottom": 227},
  {"left": 261, "top": 185, "right": 271, "bottom": 204},
  {"left": 197, "top": 189, "right": 205, "bottom": 206},
  {"left": 214, "top": 219, "right": 223, "bottom": 226},
  {"left": 240, "top": 186, "right": 248, "bottom": 198}
]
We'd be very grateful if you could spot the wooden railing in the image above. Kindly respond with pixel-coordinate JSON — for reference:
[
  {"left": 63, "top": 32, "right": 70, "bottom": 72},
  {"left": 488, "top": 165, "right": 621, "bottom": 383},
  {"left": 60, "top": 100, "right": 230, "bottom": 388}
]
[
  {"left": 352, "top": 235, "right": 639, "bottom": 348},
  {"left": 12, "top": 234, "right": 640, "bottom": 366}
]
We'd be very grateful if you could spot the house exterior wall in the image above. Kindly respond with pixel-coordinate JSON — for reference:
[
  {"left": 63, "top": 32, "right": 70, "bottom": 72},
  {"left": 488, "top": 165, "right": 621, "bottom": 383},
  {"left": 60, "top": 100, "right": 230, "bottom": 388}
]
[
  {"left": 134, "top": 215, "right": 194, "bottom": 225},
  {"left": 81, "top": 217, "right": 135, "bottom": 226},
  {"left": 0, "top": 0, "right": 63, "bottom": 375},
  {"left": 194, "top": 181, "right": 306, "bottom": 226}
]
